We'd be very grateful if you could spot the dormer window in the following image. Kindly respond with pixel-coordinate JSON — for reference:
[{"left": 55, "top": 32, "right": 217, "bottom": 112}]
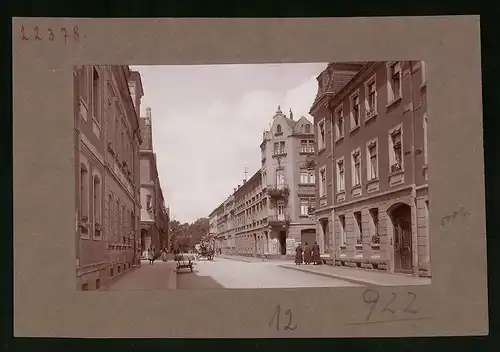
[{"left": 304, "top": 124, "right": 311, "bottom": 133}]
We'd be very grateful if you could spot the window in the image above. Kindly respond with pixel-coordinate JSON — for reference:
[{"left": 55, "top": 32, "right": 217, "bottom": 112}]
[
  {"left": 146, "top": 195, "right": 153, "bottom": 212},
  {"left": 276, "top": 124, "right": 282, "bottom": 134},
  {"left": 318, "top": 120, "right": 325, "bottom": 150},
  {"left": 92, "top": 67, "right": 101, "bottom": 124},
  {"left": 421, "top": 60, "right": 426, "bottom": 85},
  {"left": 300, "top": 199, "right": 310, "bottom": 216},
  {"left": 80, "top": 163, "right": 89, "bottom": 223},
  {"left": 365, "top": 76, "right": 377, "bottom": 115},
  {"left": 350, "top": 93, "right": 360, "bottom": 128},
  {"left": 78, "top": 66, "right": 88, "bottom": 108},
  {"left": 276, "top": 169, "right": 285, "bottom": 185},
  {"left": 369, "top": 208, "right": 380, "bottom": 244},
  {"left": 423, "top": 113, "right": 428, "bottom": 165},
  {"left": 115, "top": 104, "right": 121, "bottom": 154},
  {"left": 354, "top": 211, "right": 363, "bottom": 244},
  {"left": 389, "top": 128, "right": 403, "bottom": 172},
  {"left": 301, "top": 140, "right": 308, "bottom": 153},
  {"left": 352, "top": 150, "right": 361, "bottom": 186},
  {"left": 335, "top": 107, "right": 344, "bottom": 140},
  {"left": 93, "top": 175, "right": 102, "bottom": 237},
  {"left": 308, "top": 170, "right": 315, "bottom": 184},
  {"left": 300, "top": 171, "right": 308, "bottom": 184},
  {"left": 274, "top": 141, "right": 285, "bottom": 155},
  {"left": 308, "top": 140, "right": 315, "bottom": 152},
  {"left": 336, "top": 159, "right": 345, "bottom": 192},
  {"left": 277, "top": 202, "right": 285, "bottom": 217},
  {"left": 367, "top": 141, "right": 378, "bottom": 180},
  {"left": 305, "top": 124, "right": 311, "bottom": 133},
  {"left": 339, "top": 215, "right": 346, "bottom": 246},
  {"left": 388, "top": 61, "right": 402, "bottom": 102},
  {"left": 319, "top": 167, "right": 326, "bottom": 197},
  {"left": 274, "top": 142, "right": 279, "bottom": 155}
]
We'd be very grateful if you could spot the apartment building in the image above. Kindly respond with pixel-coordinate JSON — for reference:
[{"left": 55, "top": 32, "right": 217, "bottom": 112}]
[
  {"left": 74, "top": 65, "right": 143, "bottom": 291},
  {"left": 261, "top": 106, "right": 317, "bottom": 256},
  {"left": 309, "top": 62, "right": 366, "bottom": 261},
  {"left": 232, "top": 170, "right": 270, "bottom": 256},
  {"left": 139, "top": 107, "right": 169, "bottom": 258},
  {"left": 312, "top": 61, "right": 430, "bottom": 277},
  {"left": 215, "top": 194, "right": 235, "bottom": 253}
]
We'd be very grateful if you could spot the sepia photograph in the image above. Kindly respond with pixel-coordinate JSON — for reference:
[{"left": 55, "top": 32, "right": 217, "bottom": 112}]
[
  {"left": 74, "top": 61, "right": 430, "bottom": 291},
  {"left": 15, "top": 16, "right": 487, "bottom": 338}
]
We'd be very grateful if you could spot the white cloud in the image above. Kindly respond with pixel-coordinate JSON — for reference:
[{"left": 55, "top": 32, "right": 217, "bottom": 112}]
[{"left": 132, "top": 63, "right": 326, "bottom": 223}]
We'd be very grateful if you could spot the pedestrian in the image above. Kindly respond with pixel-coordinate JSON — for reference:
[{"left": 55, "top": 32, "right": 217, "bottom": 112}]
[
  {"left": 147, "top": 246, "right": 154, "bottom": 265},
  {"left": 294, "top": 243, "right": 304, "bottom": 265},
  {"left": 303, "top": 242, "right": 312, "bottom": 265},
  {"left": 161, "top": 247, "right": 167, "bottom": 261},
  {"left": 312, "top": 242, "right": 321, "bottom": 265}
]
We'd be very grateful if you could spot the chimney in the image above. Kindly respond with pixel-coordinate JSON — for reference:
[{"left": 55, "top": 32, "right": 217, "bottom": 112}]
[
  {"left": 289, "top": 108, "right": 294, "bottom": 120},
  {"left": 146, "top": 107, "right": 152, "bottom": 118}
]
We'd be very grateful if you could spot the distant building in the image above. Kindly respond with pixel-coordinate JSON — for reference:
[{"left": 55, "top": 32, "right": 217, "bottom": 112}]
[
  {"left": 74, "top": 65, "right": 143, "bottom": 291},
  {"left": 310, "top": 61, "right": 430, "bottom": 277},
  {"left": 139, "top": 107, "right": 168, "bottom": 258},
  {"left": 209, "top": 106, "right": 317, "bottom": 257}
]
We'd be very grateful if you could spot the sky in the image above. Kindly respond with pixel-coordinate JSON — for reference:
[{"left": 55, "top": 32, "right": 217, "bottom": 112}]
[{"left": 130, "top": 63, "right": 327, "bottom": 224}]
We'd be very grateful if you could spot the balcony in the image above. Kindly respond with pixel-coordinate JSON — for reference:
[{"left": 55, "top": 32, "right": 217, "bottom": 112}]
[
  {"left": 267, "top": 184, "right": 290, "bottom": 199},
  {"left": 267, "top": 214, "right": 291, "bottom": 227}
]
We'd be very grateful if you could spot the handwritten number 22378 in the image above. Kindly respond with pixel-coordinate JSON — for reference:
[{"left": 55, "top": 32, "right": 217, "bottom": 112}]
[
  {"left": 269, "top": 305, "right": 297, "bottom": 331},
  {"left": 21, "top": 25, "right": 80, "bottom": 43}
]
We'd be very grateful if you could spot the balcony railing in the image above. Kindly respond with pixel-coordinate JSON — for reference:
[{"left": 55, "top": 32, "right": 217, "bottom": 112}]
[
  {"left": 267, "top": 214, "right": 291, "bottom": 225},
  {"left": 267, "top": 184, "right": 290, "bottom": 198}
]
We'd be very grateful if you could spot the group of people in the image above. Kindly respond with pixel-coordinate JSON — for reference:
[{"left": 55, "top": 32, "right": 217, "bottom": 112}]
[
  {"left": 295, "top": 242, "right": 322, "bottom": 265},
  {"left": 146, "top": 245, "right": 168, "bottom": 265}
]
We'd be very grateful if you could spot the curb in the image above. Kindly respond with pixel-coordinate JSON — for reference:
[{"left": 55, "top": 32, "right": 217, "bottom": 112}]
[
  {"left": 278, "top": 264, "right": 381, "bottom": 287},
  {"left": 218, "top": 255, "right": 261, "bottom": 263}
]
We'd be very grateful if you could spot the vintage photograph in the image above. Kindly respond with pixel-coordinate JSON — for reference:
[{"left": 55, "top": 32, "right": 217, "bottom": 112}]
[{"left": 74, "top": 61, "right": 430, "bottom": 291}]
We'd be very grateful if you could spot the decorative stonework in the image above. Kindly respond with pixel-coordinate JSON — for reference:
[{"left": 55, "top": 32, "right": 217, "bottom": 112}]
[
  {"left": 336, "top": 192, "right": 346, "bottom": 202},
  {"left": 351, "top": 185, "right": 362, "bottom": 197},
  {"left": 366, "top": 180, "right": 379, "bottom": 193},
  {"left": 389, "top": 170, "right": 405, "bottom": 186}
]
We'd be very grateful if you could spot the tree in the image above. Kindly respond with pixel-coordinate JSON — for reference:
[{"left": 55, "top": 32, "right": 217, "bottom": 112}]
[{"left": 168, "top": 217, "right": 209, "bottom": 251}]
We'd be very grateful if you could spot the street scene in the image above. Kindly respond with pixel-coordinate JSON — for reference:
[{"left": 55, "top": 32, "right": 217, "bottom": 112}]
[{"left": 74, "top": 61, "right": 430, "bottom": 291}]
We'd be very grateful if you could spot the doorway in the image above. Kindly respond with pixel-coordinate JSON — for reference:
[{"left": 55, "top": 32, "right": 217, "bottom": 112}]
[
  {"left": 389, "top": 203, "right": 413, "bottom": 273},
  {"left": 278, "top": 231, "right": 287, "bottom": 255},
  {"left": 320, "top": 218, "right": 329, "bottom": 254}
]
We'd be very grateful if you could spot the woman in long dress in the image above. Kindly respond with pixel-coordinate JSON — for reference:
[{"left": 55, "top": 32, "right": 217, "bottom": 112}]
[
  {"left": 303, "top": 242, "right": 312, "bottom": 265},
  {"left": 147, "top": 246, "right": 154, "bottom": 265},
  {"left": 312, "top": 242, "right": 321, "bottom": 265},
  {"left": 295, "top": 244, "right": 304, "bottom": 265}
]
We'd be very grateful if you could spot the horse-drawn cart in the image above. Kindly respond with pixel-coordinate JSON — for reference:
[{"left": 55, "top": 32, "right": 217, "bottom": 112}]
[
  {"left": 197, "top": 244, "right": 214, "bottom": 261},
  {"left": 174, "top": 253, "right": 195, "bottom": 273}
]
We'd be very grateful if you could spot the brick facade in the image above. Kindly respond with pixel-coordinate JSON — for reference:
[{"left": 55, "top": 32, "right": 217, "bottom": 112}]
[
  {"left": 310, "top": 61, "right": 430, "bottom": 277},
  {"left": 75, "top": 65, "right": 144, "bottom": 291}
]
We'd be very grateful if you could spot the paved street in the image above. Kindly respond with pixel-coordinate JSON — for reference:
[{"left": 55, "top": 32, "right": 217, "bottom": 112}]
[
  {"left": 103, "top": 260, "right": 177, "bottom": 291},
  {"left": 177, "top": 256, "right": 360, "bottom": 289}
]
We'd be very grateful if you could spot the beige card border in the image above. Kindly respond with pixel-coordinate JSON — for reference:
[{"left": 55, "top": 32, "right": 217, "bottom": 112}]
[{"left": 13, "top": 16, "right": 487, "bottom": 338}]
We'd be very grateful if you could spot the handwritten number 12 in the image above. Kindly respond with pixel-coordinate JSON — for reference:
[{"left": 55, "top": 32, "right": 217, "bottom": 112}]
[{"left": 269, "top": 305, "right": 298, "bottom": 331}]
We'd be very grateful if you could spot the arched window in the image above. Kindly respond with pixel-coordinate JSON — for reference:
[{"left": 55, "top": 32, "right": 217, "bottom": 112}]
[{"left": 276, "top": 124, "right": 282, "bottom": 134}]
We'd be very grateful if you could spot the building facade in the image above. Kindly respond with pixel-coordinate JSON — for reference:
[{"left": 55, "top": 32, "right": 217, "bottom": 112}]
[
  {"left": 261, "top": 106, "right": 317, "bottom": 255},
  {"left": 139, "top": 107, "right": 169, "bottom": 258},
  {"left": 311, "top": 61, "right": 430, "bottom": 277},
  {"left": 74, "top": 65, "right": 143, "bottom": 291},
  {"left": 210, "top": 106, "right": 317, "bottom": 257},
  {"left": 309, "top": 62, "right": 366, "bottom": 261}
]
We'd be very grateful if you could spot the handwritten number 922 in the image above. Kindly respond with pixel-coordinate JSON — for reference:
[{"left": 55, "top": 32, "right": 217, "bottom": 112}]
[
  {"left": 362, "top": 289, "right": 419, "bottom": 321},
  {"left": 20, "top": 25, "right": 80, "bottom": 43}
]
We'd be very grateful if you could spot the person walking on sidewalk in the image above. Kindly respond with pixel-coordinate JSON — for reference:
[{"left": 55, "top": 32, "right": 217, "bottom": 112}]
[
  {"left": 294, "top": 243, "right": 304, "bottom": 265},
  {"left": 147, "top": 246, "right": 154, "bottom": 265},
  {"left": 303, "top": 242, "right": 312, "bottom": 265},
  {"left": 312, "top": 242, "right": 321, "bottom": 265}
]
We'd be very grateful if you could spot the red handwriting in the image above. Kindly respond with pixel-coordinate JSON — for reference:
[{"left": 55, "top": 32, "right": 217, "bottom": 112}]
[{"left": 20, "top": 25, "right": 81, "bottom": 43}]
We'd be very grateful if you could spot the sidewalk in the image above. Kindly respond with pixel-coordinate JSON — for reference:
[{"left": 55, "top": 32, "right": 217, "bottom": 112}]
[
  {"left": 102, "top": 260, "right": 177, "bottom": 291},
  {"left": 217, "top": 254, "right": 285, "bottom": 263},
  {"left": 278, "top": 264, "right": 431, "bottom": 286}
]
